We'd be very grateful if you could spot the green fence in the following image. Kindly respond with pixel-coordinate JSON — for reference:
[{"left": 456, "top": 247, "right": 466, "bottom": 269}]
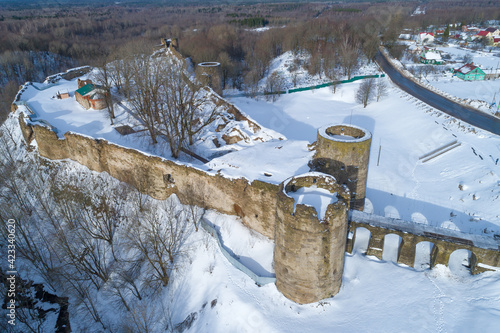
[
  {"left": 233, "top": 73, "right": 385, "bottom": 98},
  {"left": 286, "top": 74, "right": 384, "bottom": 94}
]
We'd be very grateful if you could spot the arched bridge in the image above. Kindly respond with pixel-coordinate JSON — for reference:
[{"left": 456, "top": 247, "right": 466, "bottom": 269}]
[{"left": 347, "top": 211, "right": 500, "bottom": 274}]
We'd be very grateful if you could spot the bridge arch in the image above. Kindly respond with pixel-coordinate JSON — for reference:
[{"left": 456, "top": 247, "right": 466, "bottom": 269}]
[
  {"left": 414, "top": 241, "right": 435, "bottom": 270},
  {"left": 449, "top": 249, "right": 477, "bottom": 275},
  {"left": 352, "top": 227, "right": 371, "bottom": 254},
  {"left": 382, "top": 233, "right": 403, "bottom": 263}
]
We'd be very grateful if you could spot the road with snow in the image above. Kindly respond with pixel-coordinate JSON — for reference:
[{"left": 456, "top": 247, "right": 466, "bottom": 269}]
[{"left": 376, "top": 51, "right": 500, "bottom": 136}]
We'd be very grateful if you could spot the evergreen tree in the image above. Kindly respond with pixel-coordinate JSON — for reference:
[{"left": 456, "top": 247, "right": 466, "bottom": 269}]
[{"left": 443, "top": 25, "right": 450, "bottom": 41}]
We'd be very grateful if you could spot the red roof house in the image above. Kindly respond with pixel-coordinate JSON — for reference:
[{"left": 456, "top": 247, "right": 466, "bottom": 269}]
[{"left": 451, "top": 63, "right": 486, "bottom": 81}]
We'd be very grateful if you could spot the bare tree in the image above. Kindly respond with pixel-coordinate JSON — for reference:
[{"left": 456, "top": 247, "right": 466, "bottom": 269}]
[
  {"left": 217, "top": 51, "right": 235, "bottom": 90},
  {"left": 116, "top": 261, "right": 143, "bottom": 301},
  {"left": 244, "top": 69, "right": 260, "bottom": 98},
  {"left": 376, "top": 79, "right": 388, "bottom": 102},
  {"left": 129, "top": 56, "right": 218, "bottom": 158},
  {"left": 265, "top": 71, "right": 286, "bottom": 102},
  {"left": 356, "top": 79, "right": 375, "bottom": 108},
  {"left": 338, "top": 35, "right": 360, "bottom": 80},
  {"left": 92, "top": 61, "right": 115, "bottom": 125},
  {"left": 362, "top": 33, "right": 380, "bottom": 63},
  {"left": 128, "top": 199, "right": 189, "bottom": 287},
  {"left": 324, "top": 54, "right": 340, "bottom": 94},
  {"left": 121, "top": 301, "right": 170, "bottom": 333},
  {"left": 64, "top": 279, "right": 107, "bottom": 330},
  {"left": 462, "top": 52, "right": 473, "bottom": 64},
  {"left": 128, "top": 55, "right": 162, "bottom": 145}
]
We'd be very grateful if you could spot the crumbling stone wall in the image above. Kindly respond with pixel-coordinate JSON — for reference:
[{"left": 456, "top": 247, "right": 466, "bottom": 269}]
[
  {"left": 311, "top": 124, "right": 372, "bottom": 211},
  {"left": 274, "top": 174, "right": 350, "bottom": 304},
  {"left": 18, "top": 115, "right": 277, "bottom": 239}
]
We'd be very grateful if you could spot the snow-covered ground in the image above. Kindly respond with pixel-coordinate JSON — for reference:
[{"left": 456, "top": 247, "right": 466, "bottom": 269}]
[
  {"left": 434, "top": 45, "right": 500, "bottom": 69},
  {"left": 182, "top": 214, "right": 500, "bottom": 332},
  {"left": 16, "top": 72, "right": 283, "bottom": 164}
]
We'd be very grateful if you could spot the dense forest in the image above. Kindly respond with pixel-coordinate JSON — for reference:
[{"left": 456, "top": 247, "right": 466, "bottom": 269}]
[{"left": 0, "top": 0, "right": 499, "bottom": 122}]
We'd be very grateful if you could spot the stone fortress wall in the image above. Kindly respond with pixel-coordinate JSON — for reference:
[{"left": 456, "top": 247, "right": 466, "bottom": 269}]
[
  {"left": 11, "top": 40, "right": 500, "bottom": 304},
  {"left": 16, "top": 116, "right": 279, "bottom": 239}
]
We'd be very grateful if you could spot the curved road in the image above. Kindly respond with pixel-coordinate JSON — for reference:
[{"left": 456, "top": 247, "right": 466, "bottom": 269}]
[{"left": 376, "top": 51, "right": 500, "bottom": 136}]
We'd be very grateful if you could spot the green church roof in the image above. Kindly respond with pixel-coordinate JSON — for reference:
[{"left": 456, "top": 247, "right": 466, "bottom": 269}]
[{"left": 75, "top": 83, "right": 96, "bottom": 96}]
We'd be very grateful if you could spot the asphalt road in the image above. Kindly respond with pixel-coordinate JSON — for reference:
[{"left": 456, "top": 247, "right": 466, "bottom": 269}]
[{"left": 376, "top": 51, "right": 500, "bottom": 136}]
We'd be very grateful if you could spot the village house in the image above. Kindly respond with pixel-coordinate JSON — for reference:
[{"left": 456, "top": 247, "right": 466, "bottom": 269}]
[
  {"left": 418, "top": 32, "right": 434, "bottom": 44},
  {"left": 476, "top": 30, "right": 491, "bottom": 38},
  {"left": 485, "top": 27, "right": 500, "bottom": 36},
  {"left": 476, "top": 30, "right": 495, "bottom": 44},
  {"left": 451, "top": 63, "right": 486, "bottom": 81},
  {"left": 420, "top": 48, "right": 443, "bottom": 64},
  {"left": 75, "top": 79, "right": 108, "bottom": 110}
]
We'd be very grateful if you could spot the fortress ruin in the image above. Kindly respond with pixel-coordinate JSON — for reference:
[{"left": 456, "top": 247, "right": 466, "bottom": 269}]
[{"left": 11, "top": 39, "right": 500, "bottom": 305}]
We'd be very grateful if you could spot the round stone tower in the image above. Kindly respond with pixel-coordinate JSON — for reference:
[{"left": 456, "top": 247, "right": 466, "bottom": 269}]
[
  {"left": 311, "top": 124, "right": 372, "bottom": 211},
  {"left": 274, "top": 172, "right": 350, "bottom": 304},
  {"left": 195, "top": 62, "right": 223, "bottom": 96}
]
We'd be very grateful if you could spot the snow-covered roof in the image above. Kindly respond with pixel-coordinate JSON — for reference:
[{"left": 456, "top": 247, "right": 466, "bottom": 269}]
[
  {"left": 76, "top": 83, "right": 106, "bottom": 99},
  {"left": 422, "top": 51, "right": 442, "bottom": 61},
  {"left": 454, "top": 63, "right": 480, "bottom": 75},
  {"left": 418, "top": 33, "right": 435, "bottom": 44}
]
